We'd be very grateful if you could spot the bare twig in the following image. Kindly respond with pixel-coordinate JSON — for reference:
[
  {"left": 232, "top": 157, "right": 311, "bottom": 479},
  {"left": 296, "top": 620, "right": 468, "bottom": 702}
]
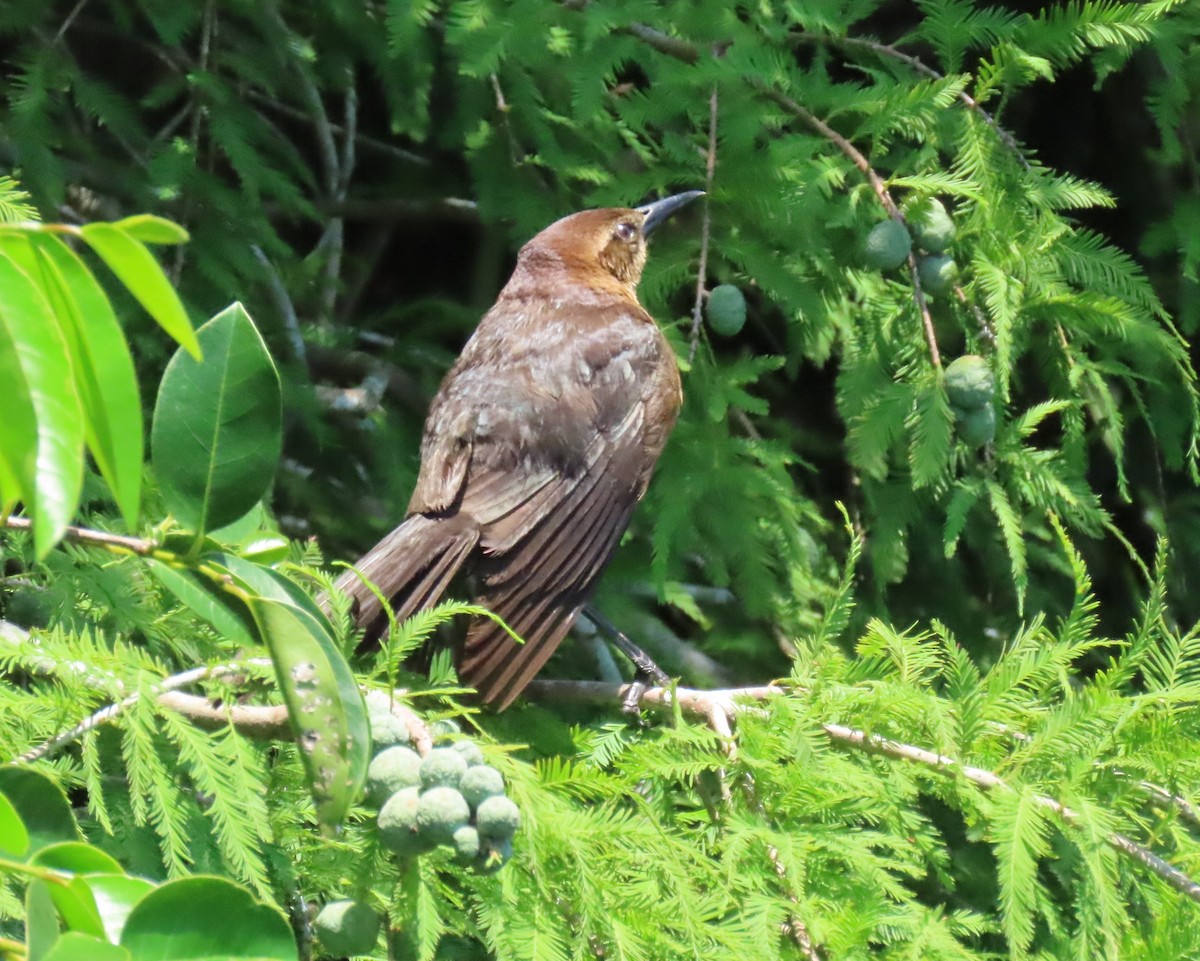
[
  {"left": 533, "top": 681, "right": 1200, "bottom": 905},
  {"left": 52, "top": 0, "right": 91, "bottom": 44},
  {"left": 252, "top": 244, "right": 307, "bottom": 365},
  {"left": 689, "top": 84, "right": 719, "bottom": 364},
  {"left": 2, "top": 517, "right": 156, "bottom": 556},
  {"left": 2, "top": 620, "right": 433, "bottom": 759},
  {"left": 243, "top": 90, "right": 429, "bottom": 167}
]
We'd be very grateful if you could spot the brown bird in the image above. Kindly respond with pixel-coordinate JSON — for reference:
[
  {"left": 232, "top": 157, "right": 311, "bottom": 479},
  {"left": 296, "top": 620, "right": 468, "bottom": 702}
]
[{"left": 336, "top": 192, "right": 701, "bottom": 709}]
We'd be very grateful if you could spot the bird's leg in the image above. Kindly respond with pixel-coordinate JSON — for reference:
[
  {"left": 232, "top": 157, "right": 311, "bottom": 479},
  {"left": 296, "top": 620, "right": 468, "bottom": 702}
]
[{"left": 580, "top": 607, "right": 671, "bottom": 689}]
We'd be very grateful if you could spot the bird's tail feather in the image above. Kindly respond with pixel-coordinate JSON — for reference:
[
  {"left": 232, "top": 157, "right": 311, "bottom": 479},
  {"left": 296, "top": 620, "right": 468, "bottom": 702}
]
[{"left": 334, "top": 515, "right": 479, "bottom": 641}]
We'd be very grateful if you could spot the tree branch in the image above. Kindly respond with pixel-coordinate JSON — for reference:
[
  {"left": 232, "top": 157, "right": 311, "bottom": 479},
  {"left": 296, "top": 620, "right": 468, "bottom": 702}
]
[
  {"left": 2, "top": 516, "right": 157, "bottom": 556},
  {"left": 532, "top": 680, "right": 1200, "bottom": 905}
]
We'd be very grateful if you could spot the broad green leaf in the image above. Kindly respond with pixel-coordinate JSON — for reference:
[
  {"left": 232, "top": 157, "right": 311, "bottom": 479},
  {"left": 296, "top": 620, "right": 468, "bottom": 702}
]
[
  {"left": 29, "top": 846, "right": 122, "bottom": 938},
  {"left": 120, "top": 876, "right": 297, "bottom": 961},
  {"left": 206, "top": 552, "right": 335, "bottom": 638},
  {"left": 43, "top": 933, "right": 131, "bottom": 961},
  {"left": 26, "top": 878, "right": 60, "bottom": 961},
  {"left": 109, "top": 214, "right": 190, "bottom": 245},
  {"left": 144, "top": 559, "right": 257, "bottom": 647},
  {"left": 81, "top": 875, "right": 155, "bottom": 944},
  {"left": 78, "top": 223, "right": 199, "bottom": 359},
  {"left": 27, "top": 234, "right": 143, "bottom": 528},
  {"left": 31, "top": 843, "right": 123, "bottom": 875},
  {"left": 0, "top": 790, "right": 30, "bottom": 858},
  {"left": 0, "top": 768, "right": 82, "bottom": 855},
  {"left": 151, "top": 303, "right": 282, "bottom": 537},
  {"left": 0, "top": 249, "right": 84, "bottom": 557},
  {"left": 247, "top": 595, "right": 368, "bottom": 832},
  {"left": 43, "top": 877, "right": 104, "bottom": 939}
]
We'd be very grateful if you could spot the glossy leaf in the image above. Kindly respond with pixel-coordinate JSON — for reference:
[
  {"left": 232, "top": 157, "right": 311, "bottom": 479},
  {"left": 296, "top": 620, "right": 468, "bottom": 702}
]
[
  {"left": 28, "top": 844, "right": 119, "bottom": 937},
  {"left": 247, "top": 595, "right": 368, "bottom": 832},
  {"left": 82, "top": 874, "right": 155, "bottom": 944},
  {"left": 119, "top": 876, "right": 297, "bottom": 961},
  {"left": 31, "top": 843, "right": 123, "bottom": 875},
  {"left": 206, "top": 552, "right": 335, "bottom": 638},
  {"left": 151, "top": 303, "right": 282, "bottom": 536},
  {"left": 0, "top": 768, "right": 81, "bottom": 855},
  {"left": 78, "top": 223, "right": 199, "bottom": 359},
  {"left": 26, "top": 878, "right": 59, "bottom": 961},
  {"left": 27, "top": 234, "right": 144, "bottom": 529},
  {"left": 0, "top": 249, "right": 84, "bottom": 557},
  {"left": 0, "top": 789, "right": 30, "bottom": 858},
  {"left": 43, "top": 933, "right": 131, "bottom": 961},
  {"left": 144, "top": 559, "right": 256, "bottom": 647},
  {"left": 43, "top": 877, "right": 104, "bottom": 939},
  {"left": 109, "top": 214, "right": 190, "bottom": 245}
]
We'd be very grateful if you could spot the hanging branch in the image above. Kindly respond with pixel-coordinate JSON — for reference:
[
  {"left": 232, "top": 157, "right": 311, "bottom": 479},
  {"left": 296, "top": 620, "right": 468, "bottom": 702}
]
[
  {"left": 752, "top": 84, "right": 940, "bottom": 368},
  {"left": 688, "top": 84, "right": 719, "bottom": 364},
  {"left": 801, "top": 34, "right": 1032, "bottom": 171}
]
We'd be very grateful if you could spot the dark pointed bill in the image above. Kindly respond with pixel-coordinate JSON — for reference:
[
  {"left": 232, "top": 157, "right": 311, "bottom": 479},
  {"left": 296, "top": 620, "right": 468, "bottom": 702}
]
[{"left": 638, "top": 190, "right": 704, "bottom": 236}]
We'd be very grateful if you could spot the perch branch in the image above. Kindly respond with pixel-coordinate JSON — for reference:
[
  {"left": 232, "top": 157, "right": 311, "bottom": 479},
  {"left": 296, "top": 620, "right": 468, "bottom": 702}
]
[{"left": 531, "top": 681, "right": 1200, "bottom": 905}]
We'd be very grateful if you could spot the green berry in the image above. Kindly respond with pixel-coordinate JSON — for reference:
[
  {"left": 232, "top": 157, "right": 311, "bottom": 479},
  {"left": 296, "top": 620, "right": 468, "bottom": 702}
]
[
  {"left": 459, "top": 765, "right": 505, "bottom": 809},
  {"left": 377, "top": 787, "right": 430, "bottom": 856},
  {"left": 368, "top": 711, "right": 410, "bottom": 753},
  {"left": 451, "top": 739, "right": 486, "bottom": 768},
  {"left": 944, "top": 355, "right": 994, "bottom": 411},
  {"left": 911, "top": 198, "right": 956, "bottom": 253},
  {"left": 478, "top": 838, "right": 514, "bottom": 874},
  {"left": 476, "top": 795, "right": 521, "bottom": 840},
  {"left": 420, "top": 748, "right": 469, "bottom": 790},
  {"left": 955, "top": 402, "right": 996, "bottom": 447},
  {"left": 416, "top": 786, "right": 470, "bottom": 844},
  {"left": 862, "top": 219, "right": 912, "bottom": 270},
  {"left": 453, "top": 824, "right": 481, "bottom": 863},
  {"left": 366, "top": 746, "right": 422, "bottom": 806},
  {"left": 917, "top": 254, "right": 958, "bottom": 295},
  {"left": 429, "top": 718, "right": 461, "bottom": 742},
  {"left": 705, "top": 285, "right": 747, "bottom": 336},
  {"left": 314, "top": 900, "right": 380, "bottom": 958}
]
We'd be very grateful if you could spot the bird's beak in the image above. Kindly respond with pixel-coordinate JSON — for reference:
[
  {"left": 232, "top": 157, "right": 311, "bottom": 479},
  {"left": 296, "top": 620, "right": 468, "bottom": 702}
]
[{"left": 637, "top": 190, "right": 704, "bottom": 236}]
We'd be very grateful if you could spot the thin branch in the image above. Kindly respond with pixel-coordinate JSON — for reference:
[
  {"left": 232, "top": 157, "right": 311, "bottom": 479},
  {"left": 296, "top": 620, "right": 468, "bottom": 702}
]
[
  {"left": 296, "top": 196, "right": 479, "bottom": 223},
  {"left": 2, "top": 517, "right": 156, "bottom": 556},
  {"left": 688, "top": 84, "right": 719, "bottom": 365},
  {"left": 16, "top": 661, "right": 275, "bottom": 761},
  {"left": 2, "top": 620, "right": 433, "bottom": 758},
  {"left": 243, "top": 90, "right": 430, "bottom": 167},
  {"left": 753, "top": 84, "right": 939, "bottom": 366},
  {"left": 252, "top": 244, "right": 307, "bottom": 365},
  {"left": 806, "top": 34, "right": 1031, "bottom": 171},
  {"left": 52, "top": 0, "right": 91, "bottom": 45},
  {"left": 533, "top": 681, "right": 1200, "bottom": 905}
]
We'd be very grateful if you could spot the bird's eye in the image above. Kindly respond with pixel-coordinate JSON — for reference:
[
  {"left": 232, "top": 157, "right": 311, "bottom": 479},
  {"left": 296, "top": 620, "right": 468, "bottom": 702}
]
[{"left": 615, "top": 221, "right": 638, "bottom": 243}]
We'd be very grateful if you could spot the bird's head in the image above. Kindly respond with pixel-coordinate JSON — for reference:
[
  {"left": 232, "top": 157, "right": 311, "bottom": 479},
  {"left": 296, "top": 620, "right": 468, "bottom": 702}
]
[{"left": 512, "top": 191, "right": 703, "bottom": 297}]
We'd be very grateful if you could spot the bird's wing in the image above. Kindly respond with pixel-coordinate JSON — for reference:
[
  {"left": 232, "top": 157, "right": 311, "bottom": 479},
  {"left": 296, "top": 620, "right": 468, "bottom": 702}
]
[
  {"left": 403, "top": 301, "right": 676, "bottom": 708},
  {"left": 456, "top": 399, "right": 649, "bottom": 708}
]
